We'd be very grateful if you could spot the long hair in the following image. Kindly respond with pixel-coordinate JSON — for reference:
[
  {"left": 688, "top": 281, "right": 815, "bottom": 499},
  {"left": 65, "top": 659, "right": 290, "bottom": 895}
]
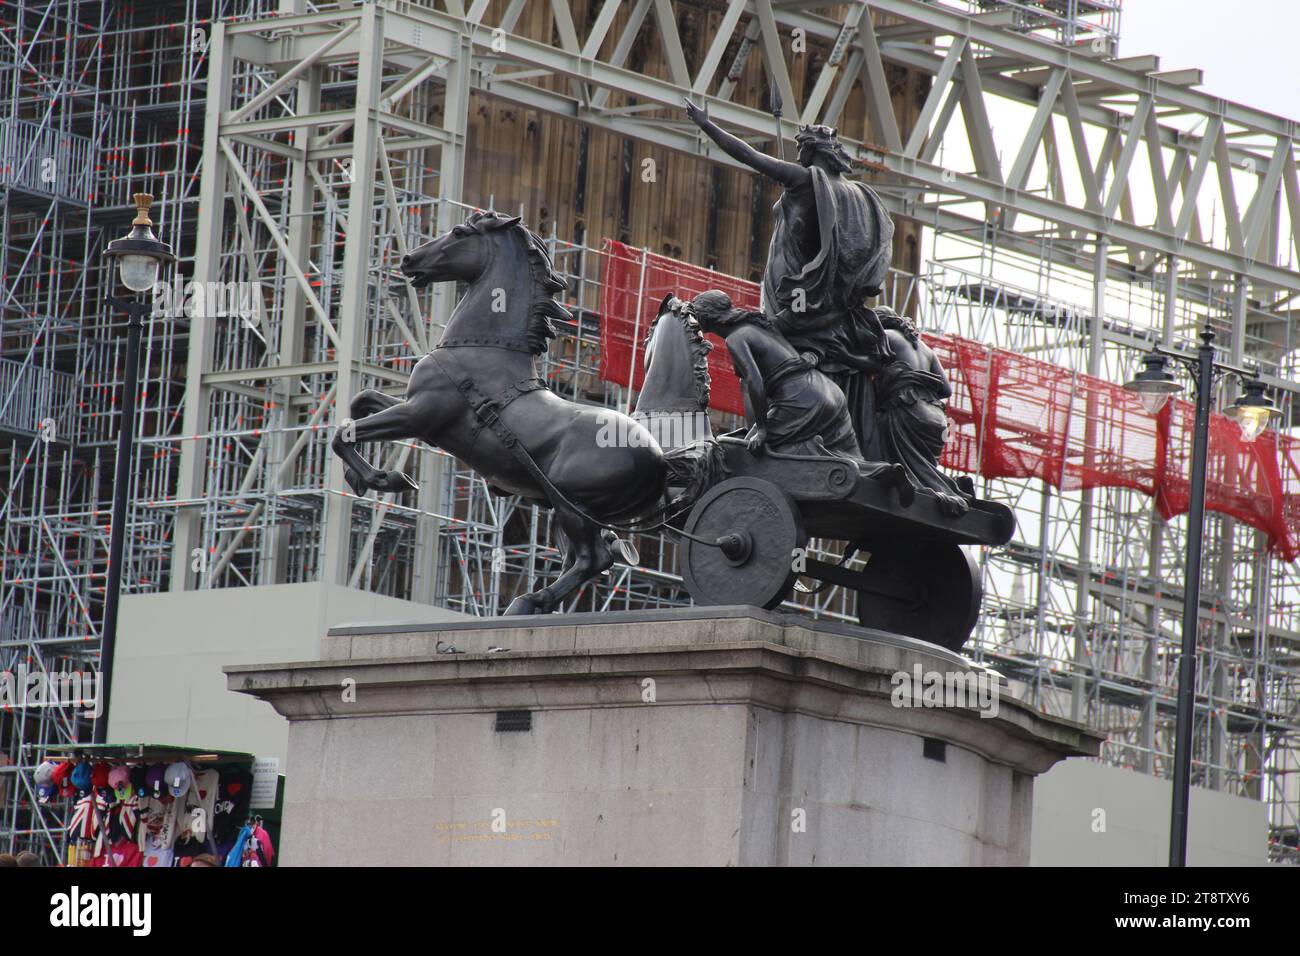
[{"left": 689, "top": 290, "right": 777, "bottom": 333}]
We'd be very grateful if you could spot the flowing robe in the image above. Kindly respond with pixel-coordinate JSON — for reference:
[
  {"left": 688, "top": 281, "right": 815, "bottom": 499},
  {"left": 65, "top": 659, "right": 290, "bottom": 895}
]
[
  {"left": 748, "top": 354, "right": 860, "bottom": 459},
  {"left": 760, "top": 166, "right": 895, "bottom": 457}
]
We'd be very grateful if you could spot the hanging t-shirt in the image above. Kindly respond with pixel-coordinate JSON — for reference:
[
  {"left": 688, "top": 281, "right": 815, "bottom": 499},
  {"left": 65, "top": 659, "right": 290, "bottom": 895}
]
[
  {"left": 212, "top": 768, "right": 253, "bottom": 844},
  {"left": 172, "top": 835, "right": 211, "bottom": 863},
  {"left": 138, "top": 794, "right": 183, "bottom": 868},
  {"left": 142, "top": 846, "right": 173, "bottom": 870},
  {"left": 179, "top": 769, "right": 219, "bottom": 840},
  {"left": 93, "top": 839, "right": 143, "bottom": 868}
]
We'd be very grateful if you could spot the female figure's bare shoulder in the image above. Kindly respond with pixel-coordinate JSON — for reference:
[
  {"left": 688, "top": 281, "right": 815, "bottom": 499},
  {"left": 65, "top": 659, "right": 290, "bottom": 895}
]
[{"left": 883, "top": 326, "right": 914, "bottom": 354}]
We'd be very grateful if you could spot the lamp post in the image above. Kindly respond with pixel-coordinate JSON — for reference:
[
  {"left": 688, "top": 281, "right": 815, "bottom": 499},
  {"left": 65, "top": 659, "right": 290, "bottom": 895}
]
[
  {"left": 97, "top": 193, "right": 174, "bottom": 745},
  {"left": 1124, "top": 324, "right": 1281, "bottom": 867}
]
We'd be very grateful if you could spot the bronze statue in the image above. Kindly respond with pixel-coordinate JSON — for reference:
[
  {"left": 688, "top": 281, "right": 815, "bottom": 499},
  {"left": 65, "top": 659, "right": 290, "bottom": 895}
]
[
  {"left": 336, "top": 203, "right": 1009, "bottom": 649},
  {"left": 688, "top": 290, "right": 860, "bottom": 460},
  {"left": 632, "top": 293, "right": 714, "bottom": 452},
  {"left": 633, "top": 294, "right": 726, "bottom": 506},
  {"left": 685, "top": 100, "right": 971, "bottom": 515},
  {"left": 684, "top": 99, "right": 894, "bottom": 457},
  {"left": 844, "top": 308, "right": 972, "bottom": 516},
  {"left": 334, "top": 211, "right": 712, "bottom": 615}
]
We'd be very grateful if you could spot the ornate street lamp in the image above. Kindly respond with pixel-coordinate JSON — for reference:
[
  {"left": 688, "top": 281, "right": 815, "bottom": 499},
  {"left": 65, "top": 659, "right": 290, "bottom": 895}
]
[
  {"left": 1124, "top": 324, "right": 1281, "bottom": 867},
  {"left": 1123, "top": 352, "right": 1181, "bottom": 416},
  {"left": 1227, "top": 377, "right": 1283, "bottom": 442},
  {"left": 105, "top": 194, "right": 174, "bottom": 290},
  {"left": 96, "top": 193, "right": 174, "bottom": 745}
]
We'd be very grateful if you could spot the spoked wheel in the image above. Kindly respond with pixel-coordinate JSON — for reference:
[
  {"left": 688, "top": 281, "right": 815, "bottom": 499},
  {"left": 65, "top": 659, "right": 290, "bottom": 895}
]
[
  {"left": 855, "top": 540, "right": 981, "bottom": 651},
  {"left": 681, "top": 477, "right": 807, "bottom": 610}
]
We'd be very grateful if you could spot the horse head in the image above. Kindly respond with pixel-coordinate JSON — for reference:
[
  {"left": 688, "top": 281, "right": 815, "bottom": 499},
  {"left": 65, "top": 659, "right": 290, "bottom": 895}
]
[
  {"left": 404, "top": 211, "right": 571, "bottom": 355},
  {"left": 633, "top": 293, "right": 713, "bottom": 450},
  {"left": 401, "top": 210, "right": 531, "bottom": 287}
]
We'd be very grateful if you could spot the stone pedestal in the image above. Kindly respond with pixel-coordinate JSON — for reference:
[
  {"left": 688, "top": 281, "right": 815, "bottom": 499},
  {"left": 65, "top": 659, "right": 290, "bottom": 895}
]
[{"left": 226, "top": 608, "right": 1101, "bottom": 866}]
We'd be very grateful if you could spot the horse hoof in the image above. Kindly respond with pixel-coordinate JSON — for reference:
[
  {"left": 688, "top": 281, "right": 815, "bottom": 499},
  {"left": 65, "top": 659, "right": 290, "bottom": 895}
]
[
  {"left": 505, "top": 594, "right": 542, "bottom": 615},
  {"left": 601, "top": 530, "right": 638, "bottom": 566},
  {"left": 375, "top": 471, "right": 418, "bottom": 494},
  {"left": 344, "top": 467, "right": 370, "bottom": 497}
]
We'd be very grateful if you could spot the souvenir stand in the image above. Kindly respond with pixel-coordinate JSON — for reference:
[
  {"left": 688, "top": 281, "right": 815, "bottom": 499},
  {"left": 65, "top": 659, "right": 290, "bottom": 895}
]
[{"left": 33, "top": 744, "right": 280, "bottom": 868}]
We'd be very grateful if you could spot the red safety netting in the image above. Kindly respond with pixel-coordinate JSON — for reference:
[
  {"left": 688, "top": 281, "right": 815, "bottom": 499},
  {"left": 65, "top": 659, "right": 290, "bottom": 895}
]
[
  {"left": 1062, "top": 374, "right": 1163, "bottom": 496},
  {"left": 976, "top": 347, "right": 1163, "bottom": 496},
  {"left": 1280, "top": 435, "right": 1300, "bottom": 558},
  {"left": 1157, "top": 400, "right": 1293, "bottom": 557},
  {"left": 923, "top": 332, "right": 987, "bottom": 476},
  {"left": 600, "top": 241, "right": 751, "bottom": 416},
  {"left": 597, "top": 241, "right": 1300, "bottom": 560}
]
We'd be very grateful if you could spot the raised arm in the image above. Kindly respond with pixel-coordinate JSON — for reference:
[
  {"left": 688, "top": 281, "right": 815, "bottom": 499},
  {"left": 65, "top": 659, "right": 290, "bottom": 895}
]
[{"left": 684, "top": 99, "right": 809, "bottom": 190}]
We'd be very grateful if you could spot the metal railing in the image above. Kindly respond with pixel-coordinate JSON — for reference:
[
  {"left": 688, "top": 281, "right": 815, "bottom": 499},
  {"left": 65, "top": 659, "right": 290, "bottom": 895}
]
[
  {"left": 0, "top": 357, "right": 76, "bottom": 441},
  {"left": 0, "top": 118, "right": 95, "bottom": 204}
]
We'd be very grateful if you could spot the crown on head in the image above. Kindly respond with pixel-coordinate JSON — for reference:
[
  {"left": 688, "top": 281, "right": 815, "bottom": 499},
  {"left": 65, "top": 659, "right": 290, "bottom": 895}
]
[{"left": 796, "top": 124, "right": 839, "bottom": 143}]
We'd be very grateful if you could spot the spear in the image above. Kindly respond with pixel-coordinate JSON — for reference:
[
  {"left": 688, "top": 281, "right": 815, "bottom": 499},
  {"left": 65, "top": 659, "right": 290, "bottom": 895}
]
[{"left": 768, "top": 71, "right": 786, "bottom": 162}]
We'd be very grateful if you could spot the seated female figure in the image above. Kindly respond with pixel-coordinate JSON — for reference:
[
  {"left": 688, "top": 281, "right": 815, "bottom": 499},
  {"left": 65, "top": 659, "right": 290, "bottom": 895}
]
[{"left": 689, "top": 290, "right": 860, "bottom": 459}]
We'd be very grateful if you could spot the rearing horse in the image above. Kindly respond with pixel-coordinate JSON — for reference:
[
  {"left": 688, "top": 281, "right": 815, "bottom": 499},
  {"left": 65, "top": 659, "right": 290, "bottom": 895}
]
[{"left": 331, "top": 211, "right": 667, "bottom": 614}]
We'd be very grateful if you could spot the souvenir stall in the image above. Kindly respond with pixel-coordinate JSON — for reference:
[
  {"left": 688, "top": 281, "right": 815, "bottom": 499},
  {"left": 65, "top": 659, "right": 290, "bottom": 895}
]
[{"left": 34, "top": 744, "right": 280, "bottom": 868}]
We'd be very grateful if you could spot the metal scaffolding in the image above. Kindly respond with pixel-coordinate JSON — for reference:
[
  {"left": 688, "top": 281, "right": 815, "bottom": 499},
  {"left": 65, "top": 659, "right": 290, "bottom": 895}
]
[{"left": 2, "top": 0, "right": 1298, "bottom": 863}]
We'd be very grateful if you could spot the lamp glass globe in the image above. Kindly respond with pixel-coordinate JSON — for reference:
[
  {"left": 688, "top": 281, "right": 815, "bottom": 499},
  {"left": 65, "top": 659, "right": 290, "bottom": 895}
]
[
  {"left": 119, "top": 254, "right": 159, "bottom": 292},
  {"left": 1138, "top": 390, "right": 1171, "bottom": 416},
  {"left": 1232, "top": 405, "right": 1271, "bottom": 443}
]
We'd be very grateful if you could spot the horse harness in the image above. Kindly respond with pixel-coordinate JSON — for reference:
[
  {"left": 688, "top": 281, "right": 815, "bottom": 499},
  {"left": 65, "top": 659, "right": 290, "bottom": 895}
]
[
  {"left": 427, "top": 344, "right": 736, "bottom": 543},
  {"left": 428, "top": 344, "right": 588, "bottom": 518}
]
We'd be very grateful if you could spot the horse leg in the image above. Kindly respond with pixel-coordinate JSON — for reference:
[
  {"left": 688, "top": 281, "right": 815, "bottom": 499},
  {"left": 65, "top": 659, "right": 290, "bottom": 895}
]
[
  {"left": 338, "top": 390, "right": 406, "bottom": 491},
  {"left": 331, "top": 395, "right": 432, "bottom": 496},
  {"left": 351, "top": 388, "right": 402, "bottom": 418},
  {"left": 504, "top": 508, "right": 614, "bottom": 615}
]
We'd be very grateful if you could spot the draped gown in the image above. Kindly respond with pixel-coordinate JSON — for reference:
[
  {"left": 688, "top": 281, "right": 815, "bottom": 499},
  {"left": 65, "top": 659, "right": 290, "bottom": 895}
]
[{"left": 760, "top": 166, "right": 895, "bottom": 459}]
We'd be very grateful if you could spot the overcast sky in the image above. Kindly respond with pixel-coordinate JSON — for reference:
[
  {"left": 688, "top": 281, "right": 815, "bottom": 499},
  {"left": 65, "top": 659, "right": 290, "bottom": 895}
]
[{"left": 1119, "top": 0, "right": 1300, "bottom": 121}]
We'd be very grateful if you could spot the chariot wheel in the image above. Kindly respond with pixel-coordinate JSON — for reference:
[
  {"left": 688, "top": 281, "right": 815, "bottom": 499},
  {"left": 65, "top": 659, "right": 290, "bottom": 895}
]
[
  {"left": 681, "top": 477, "right": 807, "bottom": 610},
  {"left": 855, "top": 541, "right": 981, "bottom": 651}
]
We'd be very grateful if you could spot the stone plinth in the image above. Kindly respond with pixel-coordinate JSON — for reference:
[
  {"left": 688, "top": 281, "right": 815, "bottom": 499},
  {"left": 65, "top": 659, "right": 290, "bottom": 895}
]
[{"left": 226, "top": 608, "right": 1101, "bottom": 866}]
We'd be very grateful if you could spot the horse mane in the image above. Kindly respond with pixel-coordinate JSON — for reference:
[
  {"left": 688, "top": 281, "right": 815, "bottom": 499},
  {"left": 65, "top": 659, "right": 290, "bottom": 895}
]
[
  {"left": 644, "top": 294, "right": 712, "bottom": 410},
  {"left": 464, "top": 210, "right": 571, "bottom": 355}
]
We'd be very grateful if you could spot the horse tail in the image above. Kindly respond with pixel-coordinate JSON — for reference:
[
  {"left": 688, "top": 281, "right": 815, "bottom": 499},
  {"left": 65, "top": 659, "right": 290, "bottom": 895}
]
[{"left": 662, "top": 439, "right": 729, "bottom": 513}]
